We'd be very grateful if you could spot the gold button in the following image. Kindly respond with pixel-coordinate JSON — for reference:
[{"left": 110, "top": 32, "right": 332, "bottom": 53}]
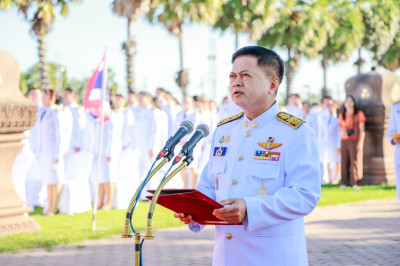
[
  {"left": 242, "top": 121, "right": 248, "bottom": 127},
  {"left": 237, "top": 155, "right": 243, "bottom": 161},
  {"left": 225, "top": 233, "right": 232, "bottom": 240},
  {"left": 231, "top": 179, "right": 238, "bottom": 185},
  {"left": 251, "top": 122, "right": 258, "bottom": 128},
  {"left": 245, "top": 131, "right": 251, "bottom": 137}
]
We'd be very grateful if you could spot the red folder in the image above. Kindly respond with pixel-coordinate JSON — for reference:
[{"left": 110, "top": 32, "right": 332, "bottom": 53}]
[{"left": 146, "top": 189, "right": 242, "bottom": 225}]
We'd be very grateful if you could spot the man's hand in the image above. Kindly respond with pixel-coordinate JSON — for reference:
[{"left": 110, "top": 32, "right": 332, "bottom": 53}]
[
  {"left": 393, "top": 137, "right": 400, "bottom": 145},
  {"left": 213, "top": 198, "right": 247, "bottom": 224},
  {"left": 73, "top": 147, "right": 81, "bottom": 152},
  {"left": 106, "top": 157, "right": 111, "bottom": 162},
  {"left": 174, "top": 213, "right": 193, "bottom": 224}
]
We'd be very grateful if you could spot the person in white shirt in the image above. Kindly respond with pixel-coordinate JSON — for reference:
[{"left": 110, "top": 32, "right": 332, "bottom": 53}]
[
  {"left": 37, "top": 89, "right": 66, "bottom": 215},
  {"left": 175, "top": 46, "right": 320, "bottom": 266},
  {"left": 285, "top": 93, "right": 304, "bottom": 117},
  {"left": 62, "top": 89, "right": 87, "bottom": 169},
  {"left": 302, "top": 101, "right": 318, "bottom": 135},
  {"left": 217, "top": 96, "right": 242, "bottom": 122},
  {"left": 387, "top": 101, "right": 400, "bottom": 200},
  {"left": 319, "top": 100, "right": 341, "bottom": 184},
  {"left": 134, "top": 92, "right": 162, "bottom": 196},
  {"left": 317, "top": 96, "right": 334, "bottom": 184},
  {"left": 127, "top": 90, "right": 139, "bottom": 116},
  {"left": 174, "top": 96, "right": 202, "bottom": 188}
]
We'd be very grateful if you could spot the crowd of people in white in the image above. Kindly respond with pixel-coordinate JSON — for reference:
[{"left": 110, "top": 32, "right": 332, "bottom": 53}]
[{"left": 12, "top": 87, "right": 341, "bottom": 216}]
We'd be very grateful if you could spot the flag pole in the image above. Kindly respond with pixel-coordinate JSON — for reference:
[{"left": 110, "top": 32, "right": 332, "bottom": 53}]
[{"left": 92, "top": 47, "right": 109, "bottom": 231}]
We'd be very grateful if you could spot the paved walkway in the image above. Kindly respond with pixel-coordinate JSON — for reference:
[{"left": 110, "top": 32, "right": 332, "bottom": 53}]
[{"left": 1, "top": 198, "right": 399, "bottom": 265}]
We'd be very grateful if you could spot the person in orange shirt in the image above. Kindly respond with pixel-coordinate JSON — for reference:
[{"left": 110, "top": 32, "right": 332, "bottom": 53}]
[{"left": 338, "top": 95, "right": 366, "bottom": 189}]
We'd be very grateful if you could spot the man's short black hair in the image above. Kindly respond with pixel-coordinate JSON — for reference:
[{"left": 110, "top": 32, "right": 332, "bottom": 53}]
[
  {"left": 232, "top": 46, "right": 284, "bottom": 84},
  {"left": 322, "top": 95, "right": 332, "bottom": 100},
  {"left": 289, "top": 93, "right": 301, "bottom": 99}
]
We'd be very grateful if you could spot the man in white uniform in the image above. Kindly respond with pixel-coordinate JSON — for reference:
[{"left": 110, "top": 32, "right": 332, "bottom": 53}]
[
  {"left": 175, "top": 46, "right": 321, "bottom": 266},
  {"left": 37, "top": 89, "right": 66, "bottom": 215},
  {"left": 134, "top": 92, "right": 162, "bottom": 197},
  {"left": 62, "top": 89, "right": 87, "bottom": 172},
  {"left": 285, "top": 93, "right": 304, "bottom": 117},
  {"left": 387, "top": 101, "right": 400, "bottom": 200},
  {"left": 174, "top": 95, "right": 202, "bottom": 188}
]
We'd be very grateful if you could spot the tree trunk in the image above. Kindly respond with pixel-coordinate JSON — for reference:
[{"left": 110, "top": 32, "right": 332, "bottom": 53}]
[
  {"left": 235, "top": 31, "right": 239, "bottom": 51},
  {"left": 175, "top": 31, "right": 188, "bottom": 97},
  {"left": 178, "top": 32, "right": 184, "bottom": 71},
  {"left": 37, "top": 31, "right": 51, "bottom": 91},
  {"left": 284, "top": 48, "right": 300, "bottom": 104},
  {"left": 285, "top": 65, "right": 294, "bottom": 105},
  {"left": 321, "top": 55, "right": 329, "bottom": 98},
  {"left": 125, "top": 18, "right": 135, "bottom": 93},
  {"left": 355, "top": 48, "right": 364, "bottom": 75}
]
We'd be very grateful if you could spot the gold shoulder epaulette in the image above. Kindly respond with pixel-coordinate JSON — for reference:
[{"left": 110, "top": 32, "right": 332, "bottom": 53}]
[
  {"left": 276, "top": 112, "right": 305, "bottom": 129},
  {"left": 124, "top": 107, "right": 130, "bottom": 112},
  {"left": 217, "top": 112, "right": 244, "bottom": 127},
  {"left": 56, "top": 106, "right": 62, "bottom": 111}
]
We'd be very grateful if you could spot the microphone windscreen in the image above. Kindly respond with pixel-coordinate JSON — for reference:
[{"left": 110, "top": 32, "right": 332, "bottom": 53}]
[
  {"left": 196, "top": 124, "right": 210, "bottom": 137},
  {"left": 180, "top": 120, "right": 194, "bottom": 134}
]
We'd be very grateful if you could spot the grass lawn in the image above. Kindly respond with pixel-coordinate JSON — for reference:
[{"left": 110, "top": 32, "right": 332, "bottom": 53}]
[
  {"left": 318, "top": 184, "right": 397, "bottom": 206},
  {"left": 0, "top": 184, "right": 397, "bottom": 253},
  {"left": 0, "top": 202, "right": 183, "bottom": 253}
]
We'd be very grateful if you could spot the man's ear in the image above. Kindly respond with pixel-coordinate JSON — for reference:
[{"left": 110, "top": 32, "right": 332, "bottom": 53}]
[{"left": 268, "top": 76, "right": 280, "bottom": 94}]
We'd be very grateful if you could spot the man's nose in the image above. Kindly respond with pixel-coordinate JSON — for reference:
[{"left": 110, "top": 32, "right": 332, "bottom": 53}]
[{"left": 232, "top": 76, "right": 243, "bottom": 86}]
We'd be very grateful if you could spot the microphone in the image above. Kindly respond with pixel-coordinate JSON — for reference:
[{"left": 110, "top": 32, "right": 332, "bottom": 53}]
[
  {"left": 173, "top": 124, "right": 209, "bottom": 164},
  {"left": 156, "top": 120, "right": 194, "bottom": 160}
]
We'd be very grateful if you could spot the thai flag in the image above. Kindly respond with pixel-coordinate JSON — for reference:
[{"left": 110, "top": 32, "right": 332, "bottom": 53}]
[{"left": 83, "top": 55, "right": 111, "bottom": 122}]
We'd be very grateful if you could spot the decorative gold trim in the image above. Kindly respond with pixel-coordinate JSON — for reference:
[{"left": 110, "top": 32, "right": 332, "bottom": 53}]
[
  {"left": 217, "top": 112, "right": 244, "bottom": 127},
  {"left": 276, "top": 112, "right": 305, "bottom": 129}
]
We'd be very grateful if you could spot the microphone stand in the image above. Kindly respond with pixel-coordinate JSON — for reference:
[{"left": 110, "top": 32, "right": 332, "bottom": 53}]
[
  {"left": 145, "top": 154, "right": 194, "bottom": 240},
  {"left": 122, "top": 152, "right": 175, "bottom": 239}
]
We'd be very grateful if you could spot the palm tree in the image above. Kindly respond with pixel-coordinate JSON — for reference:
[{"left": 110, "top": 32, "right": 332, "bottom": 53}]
[
  {"left": 378, "top": 32, "right": 400, "bottom": 71},
  {"left": 148, "top": 0, "right": 223, "bottom": 97},
  {"left": 213, "top": 0, "right": 280, "bottom": 50},
  {"left": 1, "top": 0, "right": 79, "bottom": 91},
  {"left": 318, "top": 0, "right": 364, "bottom": 97},
  {"left": 356, "top": 0, "right": 400, "bottom": 74},
  {"left": 258, "top": 0, "right": 332, "bottom": 103},
  {"left": 112, "top": 0, "right": 150, "bottom": 93}
]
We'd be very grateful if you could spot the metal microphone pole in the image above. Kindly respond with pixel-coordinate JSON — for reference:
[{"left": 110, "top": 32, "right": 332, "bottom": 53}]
[
  {"left": 122, "top": 152, "right": 175, "bottom": 238},
  {"left": 145, "top": 154, "right": 194, "bottom": 240}
]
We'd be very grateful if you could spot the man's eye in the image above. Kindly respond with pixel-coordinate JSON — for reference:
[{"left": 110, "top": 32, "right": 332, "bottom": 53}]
[{"left": 229, "top": 74, "right": 236, "bottom": 79}]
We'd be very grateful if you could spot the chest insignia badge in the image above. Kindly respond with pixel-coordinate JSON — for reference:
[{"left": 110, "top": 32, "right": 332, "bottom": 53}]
[
  {"left": 219, "top": 136, "right": 230, "bottom": 143},
  {"left": 213, "top": 147, "right": 227, "bottom": 157},
  {"left": 254, "top": 150, "right": 280, "bottom": 161},
  {"left": 257, "top": 137, "right": 282, "bottom": 150},
  {"left": 258, "top": 179, "right": 268, "bottom": 196}
]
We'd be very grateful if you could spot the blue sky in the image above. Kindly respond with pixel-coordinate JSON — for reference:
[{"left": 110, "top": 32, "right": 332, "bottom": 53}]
[{"left": 0, "top": 0, "right": 385, "bottom": 104}]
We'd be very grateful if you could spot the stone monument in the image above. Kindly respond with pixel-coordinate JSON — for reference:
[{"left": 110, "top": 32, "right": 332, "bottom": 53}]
[
  {"left": 0, "top": 49, "right": 41, "bottom": 236},
  {"left": 345, "top": 70, "right": 400, "bottom": 185}
]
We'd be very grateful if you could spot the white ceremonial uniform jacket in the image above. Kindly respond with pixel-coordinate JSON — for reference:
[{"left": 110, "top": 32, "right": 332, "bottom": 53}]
[
  {"left": 64, "top": 102, "right": 86, "bottom": 153},
  {"left": 37, "top": 105, "right": 65, "bottom": 159},
  {"left": 190, "top": 102, "right": 321, "bottom": 266},
  {"left": 134, "top": 106, "right": 162, "bottom": 158},
  {"left": 387, "top": 102, "right": 400, "bottom": 200},
  {"left": 388, "top": 102, "right": 400, "bottom": 157}
]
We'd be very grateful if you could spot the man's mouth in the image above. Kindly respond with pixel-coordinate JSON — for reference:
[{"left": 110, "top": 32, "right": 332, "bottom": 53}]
[{"left": 232, "top": 90, "right": 242, "bottom": 97}]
